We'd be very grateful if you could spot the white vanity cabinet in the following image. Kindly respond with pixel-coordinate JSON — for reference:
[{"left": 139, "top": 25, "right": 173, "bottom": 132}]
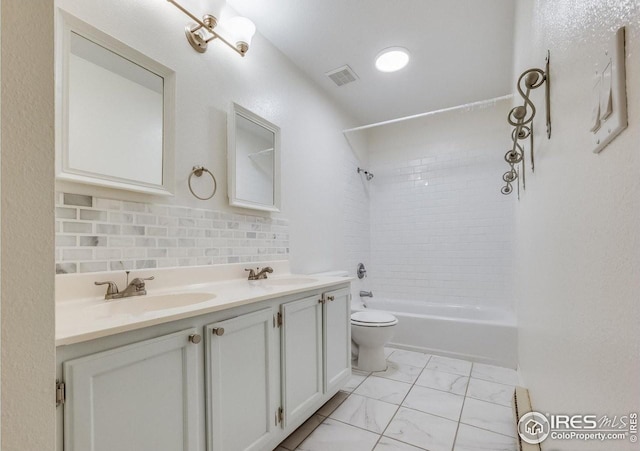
[
  {"left": 322, "top": 287, "right": 352, "bottom": 393},
  {"left": 56, "top": 282, "right": 351, "bottom": 451},
  {"left": 62, "top": 329, "right": 200, "bottom": 451},
  {"left": 205, "top": 308, "right": 277, "bottom": 451},
  {"left": 281, "top": 295, "right": 324, "bottom": 428}
]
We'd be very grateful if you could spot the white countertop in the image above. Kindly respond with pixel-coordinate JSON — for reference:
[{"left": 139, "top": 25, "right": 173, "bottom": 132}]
[{"left": 56, "top": 261, "right": 352, "bottom": 346}]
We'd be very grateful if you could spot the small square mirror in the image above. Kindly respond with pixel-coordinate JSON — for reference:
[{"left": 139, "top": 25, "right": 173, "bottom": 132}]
[{"left": 227, "top": 103, "right": 281, "bottom": 212}]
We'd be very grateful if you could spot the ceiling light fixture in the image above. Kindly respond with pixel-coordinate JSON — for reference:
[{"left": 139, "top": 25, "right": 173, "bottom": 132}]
[
  {"left": 166, "top": 0, "right": 256, "bottom": 56},
  {"left": 375, "top": 47, "right": 410, "bottom": 72}
]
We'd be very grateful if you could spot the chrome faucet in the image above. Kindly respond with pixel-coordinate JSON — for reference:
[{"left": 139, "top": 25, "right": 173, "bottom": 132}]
[
  {"left": 245, "top": 266, "right": 274, "bottom": 280},
  {"left": 359, "top": 290, "right": 373, "bottom": 298},
  {"left": 95, "top": 272, "right": 155, "bottom": 300}
]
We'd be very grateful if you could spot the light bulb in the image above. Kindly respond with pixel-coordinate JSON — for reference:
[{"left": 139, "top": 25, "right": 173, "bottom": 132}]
[
  {"left": 375, "top": 47, "right": 410, "bottom": 73},
  {"left": 197, "top": 0, "right": 225, "bottom": 19},
  {"left": 226, "top": 16, "right": 256, "bottom": 52}
]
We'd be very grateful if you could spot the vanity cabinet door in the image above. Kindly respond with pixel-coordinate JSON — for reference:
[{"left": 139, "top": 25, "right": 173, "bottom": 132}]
[
  {"left": 62, "top": 329, "right": 199, "bottom": 451},
  {"left": 205, "top": 308, "right": 277, "bottom": 451},
  {"left": 281, "top": 295, "right": 323, "bottom": 428},
  {"left": 323, "top": 288, "right": 352, "bottom": 393}
]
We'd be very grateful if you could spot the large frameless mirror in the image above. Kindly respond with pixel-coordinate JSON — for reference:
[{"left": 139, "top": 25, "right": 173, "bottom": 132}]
[
  {"left": 56, "top": 10, "right": 175, "bottom": 196},
  {"left": 227, "top": 103, "right": 281, "bottom": 212}
]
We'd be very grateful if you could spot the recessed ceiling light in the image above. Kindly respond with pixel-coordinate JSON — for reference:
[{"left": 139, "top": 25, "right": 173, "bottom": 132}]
[{"left": 375, "top": 47, "right": 410, "bottom": 72}]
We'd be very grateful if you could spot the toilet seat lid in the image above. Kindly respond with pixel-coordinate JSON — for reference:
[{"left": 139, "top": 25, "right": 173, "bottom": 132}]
[{"left": 351, "top": 310, "right": 398, "bottom": 326}]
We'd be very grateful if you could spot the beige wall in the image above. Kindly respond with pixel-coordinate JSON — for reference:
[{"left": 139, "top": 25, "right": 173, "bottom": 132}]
[
  {"left": 1, "top": 0, "right": 56, "bottom": 449},
  {"left": 513, "top": 2, "right": 640, "bottom": 450}
]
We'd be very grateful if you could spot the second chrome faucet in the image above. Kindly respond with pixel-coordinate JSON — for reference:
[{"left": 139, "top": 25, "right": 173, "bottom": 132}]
[
  {"left": 245, "top": 266, "right": 274, "bottom": 280},
  {"left": 95, "top": 271, "right": 155, "bottom": 300}
]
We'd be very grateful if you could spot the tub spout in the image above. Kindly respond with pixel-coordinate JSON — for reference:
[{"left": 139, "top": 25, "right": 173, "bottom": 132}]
[{"left": 359, "top": 290, "right": 373, "bottom": 298}]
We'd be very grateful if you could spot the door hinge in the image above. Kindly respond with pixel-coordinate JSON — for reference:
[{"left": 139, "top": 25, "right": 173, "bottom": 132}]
[
  {"left": 276, "top": 312, "right": 283, "bottom": 328},
  {"left": 276, "top": 406, "right": 284, "bottom": 425},
  {"left": 56, "top": 380, "right": 65, "bottom": 407}
]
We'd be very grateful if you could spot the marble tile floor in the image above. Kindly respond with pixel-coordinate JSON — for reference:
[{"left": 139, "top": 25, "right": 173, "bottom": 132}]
[{"left": 275, "top": 348, "right": 520, "bottom": 451}]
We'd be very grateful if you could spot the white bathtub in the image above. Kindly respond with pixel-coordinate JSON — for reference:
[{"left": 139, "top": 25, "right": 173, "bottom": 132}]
[{"left": 365, "top": 299, "right": 517, "bottom": 368}]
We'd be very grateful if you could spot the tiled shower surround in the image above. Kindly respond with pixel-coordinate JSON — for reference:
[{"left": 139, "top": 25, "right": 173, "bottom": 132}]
[
  {"left": 55, "top": 193, "right": 289, "bottom": 274},
  {"left": 366, "top": 103, "right": 516, "bottom": 310},
  {"left": 368, "top": 150, "right": 515, "bottom": 309}
]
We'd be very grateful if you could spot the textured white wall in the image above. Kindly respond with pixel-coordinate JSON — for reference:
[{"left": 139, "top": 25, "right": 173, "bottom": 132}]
[
  {"left": 55, "top": 0, "right": 360, "bottom": 276},
  {"left": 364, "top": 101, "right": 516, "bottom": 311},
  {"left": 1, "top": 0, "right": 56, "bottom": 449},
  {"left": 342, "top": 144, "right": 371, "bottom": 302},
  {"left": 513, "top": 2, "right": 640, "bottom": 449}
]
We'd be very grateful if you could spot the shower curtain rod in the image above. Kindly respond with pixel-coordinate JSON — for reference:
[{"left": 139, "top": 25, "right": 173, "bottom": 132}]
[{"left": 342, "top": 94, "right": 514, "bottom": 133}]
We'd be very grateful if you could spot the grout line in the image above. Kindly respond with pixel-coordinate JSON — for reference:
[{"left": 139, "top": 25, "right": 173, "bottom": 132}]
[
  {"left": 327, "top": 415, "right": 392, "bottom": 438},
  {"left": 390, "top": 404, "right": 462, "bottom": 425},
  {"left": 371, "top": 434, "right": 384, "bottom": 450},
  {"left": 377, "top": 353, "right": 436, "bottom": 450},
  {"left": 452, "top": 361, "right": 476, "bottom": 450},
  {"left": 456, "top": 421, "right": 517, "bottom": 440}
]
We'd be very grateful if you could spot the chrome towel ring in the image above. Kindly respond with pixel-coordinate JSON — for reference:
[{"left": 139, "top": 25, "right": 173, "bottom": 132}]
[{"left": 188, "top": 166, "right": 217, "bottom": 200}]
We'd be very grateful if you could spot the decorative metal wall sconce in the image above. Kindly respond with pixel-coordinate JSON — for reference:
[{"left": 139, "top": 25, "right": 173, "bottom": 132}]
[
  {"left": 501, "top": 51, "right": 551, "bottom": 196},
  {"left": 167, "top": 0, "right": 256, "bottom": 56}
]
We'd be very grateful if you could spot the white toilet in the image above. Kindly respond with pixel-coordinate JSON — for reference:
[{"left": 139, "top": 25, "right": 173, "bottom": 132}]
[
  {"left": 351, "top": 309, "right": 398, "bottom": 372},
  {"left": 309, "top": 270, "right": 398, "bottom": 372}
]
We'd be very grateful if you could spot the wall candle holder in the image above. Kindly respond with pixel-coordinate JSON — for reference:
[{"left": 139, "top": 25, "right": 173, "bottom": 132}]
[{"left": 501, "top": 51, "right": 551, "bottom": 196}]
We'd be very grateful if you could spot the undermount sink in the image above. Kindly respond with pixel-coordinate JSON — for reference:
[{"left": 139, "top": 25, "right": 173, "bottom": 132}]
[
  {"left": 92, "top": 292, "right": 216, "bottom": 317},
  {"left": 261, "top": 277, "right": 318, "bottom": 286}
]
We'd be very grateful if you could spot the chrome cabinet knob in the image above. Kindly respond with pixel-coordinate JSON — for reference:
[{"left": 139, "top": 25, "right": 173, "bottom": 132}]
[
  {"left": 189, "top": 334, "right": 202, "bottom": 344},
  {"left": 212, "top": 327, "right": 225, "bottom": 336}
]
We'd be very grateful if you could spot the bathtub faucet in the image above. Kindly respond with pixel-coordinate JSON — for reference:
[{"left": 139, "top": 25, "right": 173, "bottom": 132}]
[{"left": 359, "top": 290, "right": 373, "bottom": 298}]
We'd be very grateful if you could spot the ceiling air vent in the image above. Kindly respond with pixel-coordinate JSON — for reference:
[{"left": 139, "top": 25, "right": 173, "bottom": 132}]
[{"left": 325, "top": 65, "right": 359, "bottom": 87}]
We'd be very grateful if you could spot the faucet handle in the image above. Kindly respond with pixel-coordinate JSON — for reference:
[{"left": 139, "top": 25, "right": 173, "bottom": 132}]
[
  {"left": 130, "top": 276, "right": 154, "bottom": 288},
  {"left": 245, "top": 268, "right": 257, "bottom": 278},
  {"left": 95, "top": 281, "right": 119, "bottom": 295}
]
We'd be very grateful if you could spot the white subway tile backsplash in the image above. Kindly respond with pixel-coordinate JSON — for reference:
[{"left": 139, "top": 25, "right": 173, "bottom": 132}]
[
  {"left": 147, "top": 248, "right": 168, "bottom": 258},
  {"left": 56, "top": 235, "right": 77, "bottom": 247},
  {"left": 64, "top": 193, "right": 92, "bottom": 207},
  {"left": 135, "top": 214, "right": 157, "bottom": 225},
  {"left": 135, "top": 260, "right": 157, "bottom": 269},
  {"left": 56, "top": 207, "right": 77, "bottom": 219},
  {"left": 79, "top": 236, "right": 106, "bottom": 247},
  {"left": 63, "top": 249, "right": 94, "bottom": 261},
  {"left": 96, "top": 224, "right": 120, "bottom": 235},
  {"left": 55, "top": 193, "right": 289, "bottom": 274},
  {"left": 109, "top": 212, "right": 134, "bottom": 223},
  {"left": 79, "top": 209, "right": 107, "bottom": 221},
  {"left": 95, "top": 248, "right": 122, "bottom": 260},
  {"left": 63, "top": 222, "right": 92, "bottom": 234},
  {"left": 56, "top": 263, "right": 76, "bottom": 274},
  {"left": 79, "top": 261, "right": 108, "bottom": 273}
]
